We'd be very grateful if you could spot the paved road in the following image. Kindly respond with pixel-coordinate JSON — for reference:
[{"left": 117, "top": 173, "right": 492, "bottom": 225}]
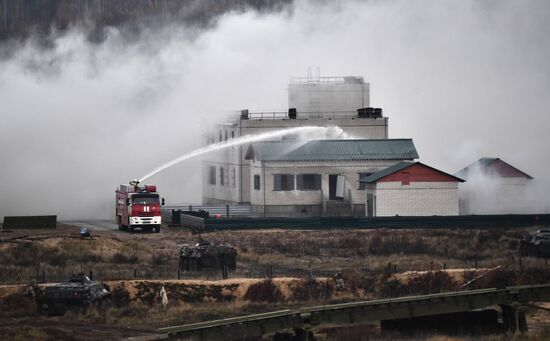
[{"left": 61, "top": 220, "right": 118, "bottom": 231}]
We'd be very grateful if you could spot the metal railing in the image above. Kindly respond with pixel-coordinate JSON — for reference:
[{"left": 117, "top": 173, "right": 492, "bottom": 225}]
[
  {"left": 163, "top": 205, "right": 253, "bottom": 218},
  {"left": 240, "top": 111, "right": 368, "bottom": 120},
  {"left": 291, "top": 76, "right": 363, "bottom": 84}
]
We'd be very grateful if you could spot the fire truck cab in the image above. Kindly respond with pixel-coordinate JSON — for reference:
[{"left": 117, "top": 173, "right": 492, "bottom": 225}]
[{"left": 116, "top": 183, "right": 164, "bottom": 233}]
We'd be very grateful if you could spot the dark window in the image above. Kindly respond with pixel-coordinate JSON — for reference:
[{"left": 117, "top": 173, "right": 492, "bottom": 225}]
[
  {"left": 208, "top": 166, "right": 216, "bottom": 185},
  {"left": 358, "top": 173, "right": 373, "bottom": 190},
  {"left": 273, "top": 174, "right": 294, "bottom": 191},
  {"left": 219, "top": 130, "right": 222, "bottom": 142},
  {"left": 254, "top": 175, "right": 260, "bottom": 190},
  {"left": 231, "top": 131, "right": 235, "bottom": 139},
  {"left": 297, "top": 174, "right": 321, "bottom": 190},
  {"left": 224, "top": 130, "right": 228, "bottom": 141},
  {"left": 132, "top": 195, "right": 159, "bottom": 205},
  {"left": 220, "top": 167, "right": 225, "bottom": 186}
]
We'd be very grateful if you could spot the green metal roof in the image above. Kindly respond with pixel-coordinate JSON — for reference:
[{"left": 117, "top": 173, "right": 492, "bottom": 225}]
[
  {"left": 361, "top": 161, "right": 465, "bottom": 183},
  {"left": 245, "top": 139, "right": 418, "bottom": 162}
]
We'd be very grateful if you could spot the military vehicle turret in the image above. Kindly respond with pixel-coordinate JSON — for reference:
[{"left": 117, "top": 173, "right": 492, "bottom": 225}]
[
  {"left": 519, "top": 229, "right": 550, "bottom": 258},
  {"left": 35, "top": 274, "right": 111, "bottom": 315},
  {"left": 179, "top": 241, "right": 237, "bottom": 272}
]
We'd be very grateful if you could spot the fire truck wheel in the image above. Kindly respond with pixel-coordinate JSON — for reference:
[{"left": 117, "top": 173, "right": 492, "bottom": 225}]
[
  {"left": 154, "top": 226, "right": 160, "bottom": 233},
  {"left": 129, "top": 226, "right": 135, "bottom": 233}
]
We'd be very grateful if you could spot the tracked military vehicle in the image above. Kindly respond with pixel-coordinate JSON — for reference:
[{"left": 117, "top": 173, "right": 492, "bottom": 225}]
[
  {"left": 519, "top": 229, "right": 550, "bottom": 258},
  {"left": 35, "top": 274, "right": 111, "bottom": 315},
  {"left": 179, "top": 241, "right": 237, "bottom": 272}
]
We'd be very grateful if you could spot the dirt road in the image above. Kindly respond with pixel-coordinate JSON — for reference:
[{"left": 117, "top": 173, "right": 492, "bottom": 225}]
[{"left": 61, "top": 220, "right": 118, "bottom": 232}]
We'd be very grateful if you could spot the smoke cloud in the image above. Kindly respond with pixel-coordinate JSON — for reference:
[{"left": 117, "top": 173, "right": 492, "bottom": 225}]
[{"left": 1, "top": 0, "right": 549, "bottom": 219}]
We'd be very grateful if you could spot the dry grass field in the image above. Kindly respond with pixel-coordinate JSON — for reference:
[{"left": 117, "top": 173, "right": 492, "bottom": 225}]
[{"left": 1, "top": 223, "right": 549, "bottom": 340}]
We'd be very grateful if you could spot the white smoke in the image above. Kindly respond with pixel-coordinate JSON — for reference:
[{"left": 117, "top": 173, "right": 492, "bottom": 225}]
[
  {"left": 1, "top": 0, "right": 549, "bottom": 219},
  {"left": 459, "top": 162, "right": 550, "bottom": 214}
]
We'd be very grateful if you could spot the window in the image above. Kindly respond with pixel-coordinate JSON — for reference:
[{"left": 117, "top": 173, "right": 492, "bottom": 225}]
[
  {"left": 219, "top": 167, "right": 225, "bottom": 186},
  {"left": 231, "top": 168, "right": 236, "bottom": 188},
  {"left": 132, "top": 195, "right": 159, "bottom": 205},
  {"left": 231, "top": 131, "right": 235, "bottom": 139},
  {"left": 254, "top": 175, "right": 260, "bottom": 190},
  {"left": 208, "top": 166, "right": 216, "bottom": 185},
  {"left": 224, "top": 167, "right": 229, "bottom": 186},
  {"left": 219, "top": 130, "right": 222, "bottom": 142},
  {"left": 224, "top": 130, "right": 228, "bottom": 141},
  {"left": 358, "top": 173, "right": 373, "bottom": 190},
  {"left": 297, "top": 174, "right": 321, "bottom": 190},
  {"left": 273, "top": 174, "right": 294, "bottom": 191}
]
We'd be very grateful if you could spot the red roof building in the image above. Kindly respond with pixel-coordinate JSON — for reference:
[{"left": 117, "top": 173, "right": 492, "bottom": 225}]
[
  {"left": 361, "top": 162, "right": 464, "bottom": 217},
  {"left": 455, "top": 157, "right": 533, "bottom": 214}
]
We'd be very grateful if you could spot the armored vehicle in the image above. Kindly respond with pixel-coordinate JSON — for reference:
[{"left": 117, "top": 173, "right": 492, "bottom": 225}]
[
  {"left": 35, "top": 274, "right": 111, "bottom": 315},
  {"left": 179, "top": 241, "right": 237, "bottom": 272},
  {"left": 519, "top": 229, "right": 550, "bottom": 258}
]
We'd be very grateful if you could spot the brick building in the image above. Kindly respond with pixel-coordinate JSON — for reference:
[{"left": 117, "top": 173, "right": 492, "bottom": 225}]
[
  {"left": 361, "top": 162, "right": 464, "bottom": 217},
  {"left": 244, "top": 139, "right": 418, "bottom": 217}
]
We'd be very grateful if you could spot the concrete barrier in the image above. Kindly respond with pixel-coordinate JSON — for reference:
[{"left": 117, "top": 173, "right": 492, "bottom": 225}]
[
  {"left": 179, "top": 213, "right": 205, "bottom": 230},
  {"left": 2, "top": 215, "right": 57, "bottom": 229}
]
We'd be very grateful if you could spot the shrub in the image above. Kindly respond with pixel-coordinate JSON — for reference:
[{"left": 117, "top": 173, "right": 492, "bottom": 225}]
[
  {"left": 369, "top": 232, "right": 427, "bottom": 255},
  {"left": 341, "top": 271, "right": 378, "bottom": 293},
  {"left": 111, "top": 285, "right": 131, "bottom": 307},
  {"left": 476, "top": 269, "right": 517, "bottom": 289},
  {"left": 378, "top": 277, "right": 409, "bottom": 298},
  {"left": 42, "top": 249, "right": 68, "bottom": 267},
  {"left": 406, "top": 271, "right": 458, "bottom": 295},
  {"left": 243, "top": 280, "right": 284, "bottom": 302},
  {"left": 111, "top": 252, "right": 138, "bottom": 264},
  {"left": 291, "top": 279, "right": 333, "bottom": 301},
  {"left": 11, "top": 242, "right": 42, "bottom": 267},
  {"left": 519, "top": 267, "right": 550, "bottom": 285}
]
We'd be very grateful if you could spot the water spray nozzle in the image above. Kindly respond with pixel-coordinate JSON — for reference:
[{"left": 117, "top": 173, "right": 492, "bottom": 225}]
[{"left": 129, "top": 179, "right": 140, "bottom": 187}]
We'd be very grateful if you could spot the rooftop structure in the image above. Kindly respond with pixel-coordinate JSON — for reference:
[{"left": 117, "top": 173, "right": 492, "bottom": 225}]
[{"left": 288, "top": 75, "right": 370, "bottom": 113}]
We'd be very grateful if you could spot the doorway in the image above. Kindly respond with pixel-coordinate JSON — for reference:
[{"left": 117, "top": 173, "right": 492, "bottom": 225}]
[{"left": 329, "top": 174, "right": 344, "bottom": 200}]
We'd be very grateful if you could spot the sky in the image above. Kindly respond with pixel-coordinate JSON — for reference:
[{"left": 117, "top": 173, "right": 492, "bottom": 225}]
[{"left": 0, "top": 0, "right": 549, "bottom": 219}]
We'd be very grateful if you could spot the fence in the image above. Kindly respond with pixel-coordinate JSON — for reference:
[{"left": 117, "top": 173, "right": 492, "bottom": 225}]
[
  {"left": 190, "top": 214, "right": 550, "bottom": 231},
  {"left": 162, "top": 205, "right": 253, "bottom": 224}
]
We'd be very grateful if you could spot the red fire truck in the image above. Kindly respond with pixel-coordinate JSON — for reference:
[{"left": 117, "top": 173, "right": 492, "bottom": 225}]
[{"left": 116, "top": 181, "right": 164, "bottom": 233}]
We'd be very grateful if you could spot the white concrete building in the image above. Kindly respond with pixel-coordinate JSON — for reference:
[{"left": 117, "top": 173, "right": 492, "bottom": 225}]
[
  {"left": 455, "top": 158, "right": 533, "bottom": 214},
  {"left": 361, "top": 162, "right": 464, "bottom": 217},
  {"left": 202, "top": 76, "right": 389, "bottom": 206},
  {"left": 244, "top": 139, "right": 418, "bottom": 217},
  {"left": 289, "top": 76, "right": 370, "bottom": 113}
]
